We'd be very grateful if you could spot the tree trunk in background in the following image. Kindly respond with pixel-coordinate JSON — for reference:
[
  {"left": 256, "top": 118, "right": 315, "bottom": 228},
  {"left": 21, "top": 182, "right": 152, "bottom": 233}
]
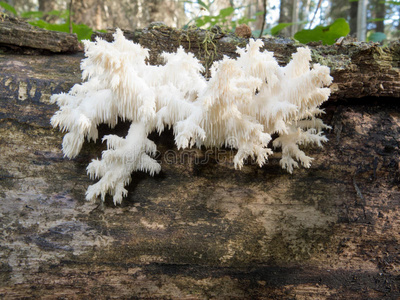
[
  {"left": 279, "top": 0, "right": 292, "bottom": 36},
  {"left": 349, "top": 0, "right": 358, "bottom": 35},
  {"left": 329, "top": 0, "right": 350, "bottom": 23},
  {"left": 129, "top": 0, "right": 187, "bottom": 29},
  {"left": 38, "top": 0, "right": 68, "bottom": 23},
  {"left": 357, "top": 0, "right": 367, "bottom": 41},
  {"left": 396, "top": 5, "right": 400, "bottom": 39},
  {"left": 26, "top": 0, "right": 188, "bottom": 31},
  {"left": 38, "top": 0, "right": 60, "bottom": 11},
  {"left": 208, "top": 0, "right": 233, "bottom": 15},
  {"left": 298, "top": 0, "right": 311, "bottom": 30},
  {"left": 11, "top": 0, "right": 38, "bottom": 12},
  {"left": 248, "top": 0, "right": 267, "bottom": 32},
  {"left": 290, "top": 0, "right": 298, "bottom": 36},
  {"left": 72, "top": 0, "right": 105, "bottom": 30},
  {"left": 371, "top": 0, "right": 386, "bottom": 33}
]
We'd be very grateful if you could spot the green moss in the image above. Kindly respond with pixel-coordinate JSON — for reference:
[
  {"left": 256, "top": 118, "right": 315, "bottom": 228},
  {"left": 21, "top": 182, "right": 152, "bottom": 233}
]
[
  {"left": 147, "top": 22, "right": 168, "bottom": 30},
  {"left": 311, "top": 49, "right": 351, "bottom": 71},
  {"left": 200, "top": 30, "right": 218, "bottom": 74},
  {"left": 0, "top": 167, "right": 14, "bottom": 190}
]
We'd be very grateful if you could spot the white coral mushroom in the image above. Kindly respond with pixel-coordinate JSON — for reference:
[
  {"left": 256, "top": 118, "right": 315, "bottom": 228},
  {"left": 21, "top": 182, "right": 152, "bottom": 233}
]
[{"left": 50, "top": 29, "right": 333, "bottom": 204}]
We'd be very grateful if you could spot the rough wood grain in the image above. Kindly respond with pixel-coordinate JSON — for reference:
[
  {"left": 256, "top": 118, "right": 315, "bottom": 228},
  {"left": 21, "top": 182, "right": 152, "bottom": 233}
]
[
  {"left": 0, "top": 15, "right": 81, "bottom": 53},
  {"left": 1, "top": 27, "right": 400, "bottom": 299}
]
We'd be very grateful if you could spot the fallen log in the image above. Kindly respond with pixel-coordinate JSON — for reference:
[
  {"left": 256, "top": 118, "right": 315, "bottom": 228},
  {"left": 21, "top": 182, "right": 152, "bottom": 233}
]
[
  {"left": 0, "top": 20, "right": 399, "bottom": 299},
  {"left": 0, "top": 14, "right": 81, "bottom": 53}
]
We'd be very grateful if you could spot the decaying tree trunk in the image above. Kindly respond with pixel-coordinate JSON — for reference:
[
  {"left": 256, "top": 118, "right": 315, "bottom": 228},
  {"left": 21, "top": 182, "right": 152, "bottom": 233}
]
[
  {"left": 0, "top": 15, "right": 81, "bottom": 53},
  {"left": 0, "top": 18, "right": 400, "bottom": 299},
  {"left": 92, "top": 25, "right": 400, "bottom": 101}
]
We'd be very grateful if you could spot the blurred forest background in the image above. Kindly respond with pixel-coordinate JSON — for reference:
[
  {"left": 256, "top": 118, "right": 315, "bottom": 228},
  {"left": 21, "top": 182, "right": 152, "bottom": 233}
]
[{"left": 1, "top": 0, "right": 400, "bottom": 43}]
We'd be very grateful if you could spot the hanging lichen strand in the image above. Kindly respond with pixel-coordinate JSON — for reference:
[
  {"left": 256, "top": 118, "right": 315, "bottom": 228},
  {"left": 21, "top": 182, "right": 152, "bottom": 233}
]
[{"left": 50, "top": 29, "right": 333, "bottom": 205}]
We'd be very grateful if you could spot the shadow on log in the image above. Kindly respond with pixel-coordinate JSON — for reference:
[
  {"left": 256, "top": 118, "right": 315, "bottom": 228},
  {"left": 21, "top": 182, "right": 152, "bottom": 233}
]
[{"left": 0, "top": 19, "right": 400, "bottom": 299}]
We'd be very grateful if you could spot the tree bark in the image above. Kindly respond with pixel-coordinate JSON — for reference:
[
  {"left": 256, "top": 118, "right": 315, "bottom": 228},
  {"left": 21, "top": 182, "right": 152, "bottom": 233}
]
[
  {"left": 92, "top": 26, "right": 400, "bottom": 100},
  {"left": 1, "top": 22, "right": 400, "bottom": 299},
  {"left": 0, "top": 15, "right": 81, "bottom": 53}
]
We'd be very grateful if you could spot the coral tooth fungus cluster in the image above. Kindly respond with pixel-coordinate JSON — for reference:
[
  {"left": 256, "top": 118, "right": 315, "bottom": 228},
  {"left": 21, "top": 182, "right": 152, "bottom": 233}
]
[{"left": 51, "top": 29, "right": 333, "bottom": 204}]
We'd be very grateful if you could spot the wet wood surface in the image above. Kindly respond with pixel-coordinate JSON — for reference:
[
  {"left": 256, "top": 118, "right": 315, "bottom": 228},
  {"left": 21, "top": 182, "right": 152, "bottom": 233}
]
[{"left": 0, "top": 24, "right": 400, "bottom": 299}]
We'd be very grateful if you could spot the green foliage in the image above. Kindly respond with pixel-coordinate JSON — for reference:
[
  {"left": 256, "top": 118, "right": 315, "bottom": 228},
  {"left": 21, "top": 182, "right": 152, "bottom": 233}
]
[
  {"left": 294, "top": 18, "right": 350, "bottom": 45},
  {"left": 28, "top": 19, "right": 94, "bottom": 40},
  {"left": 270, "top": 23, "right": 293, "bottom": 36},
  {"left": 185, "top": 1, "right": 259, "bottom": 32},
  {"left": 20, "top": 11, "right": 45, "bottom": 19},
  {"left": 195, "top": 0, "right": 210, "bottom": 10},
  {"left": 194, "top": 6, "right": 259, "bottom": 31},
  {"left": 185, "top": 2, "right": 350, "bottom": 44},
  {"left": 270, "top": 21, "right": 307, "bottom": 36},
  {"left": 367, "top": 31, "right": 387, "bottom": 42},
  {"left": 251, "top": 28, "right": 269, "bottom": 37},
  {"left": 195, "top": 7, "right": 235, "bottom": 28},
  {"left": 384, "top": 1, "right": 400, "bottom": 5},
  {"left": 0, "top": 1, "right": 96, "bottom": 40},
  {"left": 0, "top": 1, "right": 17, "bottom": 16}
]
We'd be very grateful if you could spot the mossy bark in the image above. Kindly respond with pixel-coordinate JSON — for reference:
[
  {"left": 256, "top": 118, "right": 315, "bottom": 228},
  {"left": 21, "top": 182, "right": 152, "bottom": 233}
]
[
  {"left": 1, "top": 22, "right": 400, "bottom": 299},
  {"left": 93, "top": 26, "right": 400, "bottom": 100}
]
